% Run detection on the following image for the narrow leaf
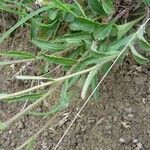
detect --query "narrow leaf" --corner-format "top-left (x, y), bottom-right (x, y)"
top-left (32, 39), bottom-right (67, 51)
top-left (2, 93), bottom-right (45, 103)
top-left (70, 17), bottom-right (99, 32)
top-left (94, 23), bottom-right (113, 40)
top-left (0, 5), bottom-right (52, 44)
top-left (81, 66), bottom-right (99, 99)
top-left (138, 39), bottom-right (150, 52)
top-left (101, 0), bottom-right (114, 15)
top-left (57, 32), bottom-right (91, 43)
top-left (40, 54), bottom-right (77, 66)
top-left (117, 17), bottom-right (143, 39)
top-left (130, 45), bottom-right (149, 64)
top-left (53, 0), bottom-right (77, 17)
top-left (0, 51), bottom-right (35, 59)
top-left (88, 0), bottom-right (106, 15)
top-left (144, 0), bottom-right (150, 6)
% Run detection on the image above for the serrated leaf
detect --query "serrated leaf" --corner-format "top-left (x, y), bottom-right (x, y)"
top-left (130, 45), bottom-right (149, 64)
top-left (144, 0), bottom-right (150, 6)
top-left (56, 32), bottom-right (91, 43)
top-left (88, 0), bottom-right (106, 15)
top-left (40, 54), bottom-right (77, 66)
top-left (101, 0), bottom-right (114, 15)
top-left (105, 34), bottom-right (133, 52)
top-left (0, 51), bottom-right (35, 59)
top-left (138, 39), bottom-right (150, 52)
top-left (70, 17), bottom-right (99, 32)
top-left (81, 66), bottom-right (99, 99)
top-left (117, 17), bottom-right (143, 39)
top-left (94, 23), bottom-right (113, 40)
top-left (32, 39), bottom-right (67, 51)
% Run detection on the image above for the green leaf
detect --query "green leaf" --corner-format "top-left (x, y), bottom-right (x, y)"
top-left (0, 5), bottom-right (53, 44)
top-left (117, 17), bottom-right (143, 39)
top-left (57, 32), bottom-right (91, 43)
top-left (105, 34), bottom-right (133, 52)
top-left (32, 39), bottom-right (67, 51)
top-left (88, 0), bottom-right (106, 15)
top-left (138, 39), bottom-right (150, 52)
top-left (91, 76), bottom-right (99, 100)
top-left (101, 0), bottom-right (114, 15)
top-left (1, 93), bottom-right (45, 103)
top-left (53, 0), bottom-right (77, 17)
top-left (0, 51), bottom-right (35, 59)
top-left (40, 54), bottom-right (77, 66)
top-left (48, 9), bottom-right (58, 20)
top-left (70, 17), bottom-right (99, 32)
top-left (25, 138), bottom-right (35, 150)
top-left (29, 80), bottom-right (70, 116)
top-left (74, 0), bottom-right (86, 18)
top-left (0, 122), bottom-right (7, 131)
top-left (144, 0), bottom-right (150, 6)
top-left (94, 23), bottom-right (113, 40)
top-left (81, 66), bottom-right (100, 99)
top-left (0, 2), bottom-right (25, 16)
top-left (130, 45), bottom-right (149, 64)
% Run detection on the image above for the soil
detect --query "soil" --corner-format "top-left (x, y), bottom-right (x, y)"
top-left (0, 13), bottom-right (150, 150)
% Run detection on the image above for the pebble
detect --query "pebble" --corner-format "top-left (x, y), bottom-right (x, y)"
top-left (17, 120), bottom-right (24, 129)
top-left (125, 107), bottom-right (133, 113)
top-left (135, 66), bottom-right (142, 72)
top-left (127, 114), bottom-right (134, 118)
top-left (119, 138), bottom-right (125, 143)
top-left (96, 118), bottom-right (104, 125)
top-left (133, 139), bottom-right (138, 143)
top-left (142, 98), bottom-right (146, 104)
top-left (8, 130), bottom-right (12, 134)
top-left (137, 142), bottom-right (143, 149)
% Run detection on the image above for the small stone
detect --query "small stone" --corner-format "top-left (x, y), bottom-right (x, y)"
top-left (121, 121), bottom-right (131, 128)
top-left (128, 114), bottom-right (134, 118)
top-left (137, 142), bottom-right (143, 149)
top-left (142, 98), bottom-right (146, 104)
top-left (105, 125), bottom-right (111, 130)
top-left (133, 139), bottom-right (138, 143)
top-left (8, 130), bottom-right (12, 134)
top-left (125, 107), bottom-right (133, 113)
top-left (17, 121), bottom-right (24, 129)
top-left (136, 66), bottom-right (142, 72)
top-left (119, 138), bottom-right (125, 143)
top-left (96, 118), bottom-right (104, 125)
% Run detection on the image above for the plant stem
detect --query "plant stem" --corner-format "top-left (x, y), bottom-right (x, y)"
top-left (0, 66), bottom-right (96, 100)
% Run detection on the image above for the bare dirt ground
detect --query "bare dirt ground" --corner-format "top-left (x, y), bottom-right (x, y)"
top-left (0, 13), bottom-right (150, 150)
